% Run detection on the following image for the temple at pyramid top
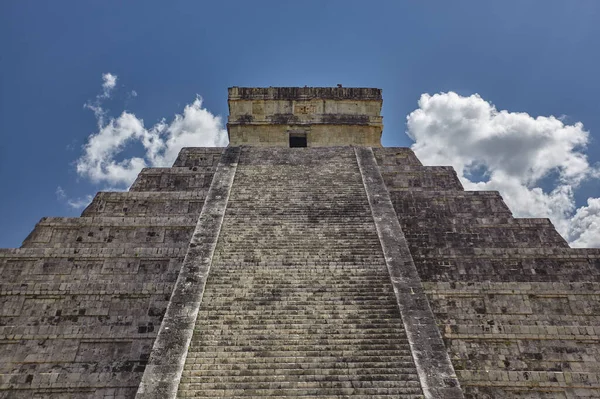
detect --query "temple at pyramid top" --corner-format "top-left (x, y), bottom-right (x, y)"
top-left (227, 86), bottom-right (383, 147)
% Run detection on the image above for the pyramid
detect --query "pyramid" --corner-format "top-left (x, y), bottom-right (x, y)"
top-left (1, 87), bottom-right (599, 398)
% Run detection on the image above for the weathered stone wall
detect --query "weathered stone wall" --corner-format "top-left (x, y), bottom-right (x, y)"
top-left (228, 124), bottom-right (382, 147)
top-left (227, 87), bottom-right (383, 147)
top-left (373, 147), bottom-right (600, 398)
top-left (0, 148), bottom-right (223, 398)
top-left (2, 144), bottom-right (600, 399)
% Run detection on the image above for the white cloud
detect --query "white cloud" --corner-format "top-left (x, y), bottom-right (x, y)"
top-left (75, 74), bottom-right (228, 188)
top-left (84, 73), bottom-right (118, 127)
top-left (55, 186), bottom-right (66, 201)
top-left (67, 195), bottom-right (94, 209)
top-left (55, 186), bottom-right (93, 210)
top-left (406, 91), bottom-right (600, 247)
top-left (101, 73), bottom-right (117, 97)
top-left (568, 198), bottom-right (600, 247)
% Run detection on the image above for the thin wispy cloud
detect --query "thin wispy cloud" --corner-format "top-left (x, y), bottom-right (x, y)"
top-left (56, 186), bottom-right (93, 210)
top-left (84, 73), bottom-right (118, 127)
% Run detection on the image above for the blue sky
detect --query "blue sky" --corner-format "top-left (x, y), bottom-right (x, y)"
top-left (1, 1), bottom-right (600, 247)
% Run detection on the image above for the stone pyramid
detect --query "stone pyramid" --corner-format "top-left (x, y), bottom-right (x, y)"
top-left (1, 87), bottom-right (599, 399)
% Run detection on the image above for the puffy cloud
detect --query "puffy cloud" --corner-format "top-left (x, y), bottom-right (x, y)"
top-left (75, 74), bottom-right (228, 188)
top-left (568, 198), bottom-right (600, 248)
top-left (406, 92), bottom-right (600, 247)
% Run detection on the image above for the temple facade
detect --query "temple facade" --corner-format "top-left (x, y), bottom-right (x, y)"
top-left (1, 87), bottom-right (599, 399)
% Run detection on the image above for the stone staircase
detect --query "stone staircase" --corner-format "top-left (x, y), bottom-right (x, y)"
top-left (178, 147), bottom-right (424, 398)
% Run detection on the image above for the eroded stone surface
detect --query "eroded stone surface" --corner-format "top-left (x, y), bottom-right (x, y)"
top-left (176, 147), bottom-right (424, 398)
top-left (228, 87), bottom-right (383, 147)
top-left (373, 147), bottom-right (600, 398)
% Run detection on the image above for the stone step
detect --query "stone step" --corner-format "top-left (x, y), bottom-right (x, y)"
top-left (201, 271), bottom-right (393, 277)
top-left (176, 386), bottom-right (424, 397)
top-left (178, 380), bottom-right (421, 390)
top-left (185, 359), bottom-right (421, 371)
top-left (196, 308), bottom-right (401, 315)
top-left (173, 147), bottom-right (224, 168)
top-left (186, 349), bottom-right (414, 359)
top-left (0, 247), bottom-right (186, 258)
top-left (404, 226), bottom-right (568, 248)
top-left (183, 366), bottom-right (418, 377)
top-left (27, 216), bottom-right (197, 227)
top-left (0, 338), bottom-right (155, 369)
top-left (188, 341), bottom-right (412, 350)
top-left (82, 191), bottom-right (207, 217)
top-left (0, 371), bottom-right (143, 390)
top-left (402, 216), bottom-right (555, 227)
top-left (0, 281), bottom-right (173, 295)
top-left (193, 309), bottom-right (401, 316)
top-left (414, 252), bottom-right (600, 283)
top-left (130, 167), bottom-right (216, 192)
top-left (21, 216), bottom-right (195, 248)
top-left (0, 357), bottom-right (148, 374)
top-left (199, 299), bottom-right (402, 307)
top-left (189, 340), bottom-right (411, 348)
top-left (411, 246), bottom-right (600, 258)
top-left (0, 257), bottom-right (180, 283)
top-left (194, 319), bottom-right (406, 326)
top-left (425, 280), bottom-right (600, 294)
top-left (380, 166), bottom-right (463, 191)
top-left (193, 328), bottom-right (408, 336)
top-left (0, 388), bottom-right (138, 399)
top-left (390, 190), bottom-right (512, 218)
top-left (191, 333), bottom-right (414, 342)
top-left (206, 258), bottom-right (389, 264)
top-left (0, 323), bottom-right (165, 339)
top-left (200, 285), bottom-right (397, 292)
top-left (180, 395), bottom-right (423, 399)
top-left (373, 148), bottom-right (423, 167)
top-left (201, 275), bottom-right (392, 280)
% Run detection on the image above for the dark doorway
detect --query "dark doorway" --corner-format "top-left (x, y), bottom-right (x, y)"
top-left (289, 134), bottom-right (307, 147)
